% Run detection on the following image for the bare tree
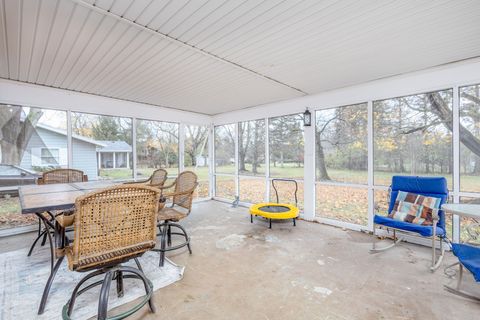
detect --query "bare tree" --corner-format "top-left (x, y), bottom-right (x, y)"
top-left (0, 106), bottom-right (43, 164)
top-left (185, 125), bottom-right (208, 167)
top-left (428, 92), bottom-right (480, 158)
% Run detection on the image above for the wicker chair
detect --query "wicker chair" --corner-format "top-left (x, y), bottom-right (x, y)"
top-left (153, 171), bottom-right (198, 267)
top-left (57, 185), bottom-right (160, 320)
top-left (28, 169), bottom-right (88, 259)
top-left (127, 168), bottom-right (168, 187)
top-left (37, 168), bottom-right (88, 185)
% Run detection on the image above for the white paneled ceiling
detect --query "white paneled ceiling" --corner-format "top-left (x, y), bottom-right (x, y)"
top-left (1, 0), bottom-right (480, 115)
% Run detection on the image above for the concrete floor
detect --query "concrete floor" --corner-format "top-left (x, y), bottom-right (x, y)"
top-left (2, 201), bottom-right (479, 319)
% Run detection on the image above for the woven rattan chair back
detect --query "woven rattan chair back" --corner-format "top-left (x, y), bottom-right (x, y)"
top-left (149, 169), bottom-right (168, 186)
top-left (173, 171), bottom-right (198, 212)
top-left (39, 169), bottom-right (87, 185)
top-left (70, 185), bottom-right (160, 271)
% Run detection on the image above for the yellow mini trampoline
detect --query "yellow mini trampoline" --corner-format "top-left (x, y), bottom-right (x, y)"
top-left (250, 179), bottom-right (300, 228)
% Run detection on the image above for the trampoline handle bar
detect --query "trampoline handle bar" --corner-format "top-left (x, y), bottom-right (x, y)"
top-left (271, 178), bottom-right (298, 207)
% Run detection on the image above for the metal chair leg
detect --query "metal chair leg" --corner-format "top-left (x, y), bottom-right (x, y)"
top-left (172, 223), bottom-right (192, 254)
top-left (134, 257), bottom-right (144, 272)
top-left (432, 234), bottom-right (436, 270)
top-left (28, 214), bottom-right (55, 257)
top-left (430, 237), bottom-right (445, 272)
top-left (27, 229), bottom-right (48, 257)
top-left (40, 218), bottom-right (55, 271)
top-left (66, 269), bottom-right (105, 316)
top-left (444, 264), bottom-right (480, 302)
top-left (159, 224), bottom-right (167, 267)
top-left (38, 255), bottom-right (64, 314)
top-left (120, 266), bottom-right (156, 313)
top-left (40, 230), bottom-right (48, 246)
top-left (63, 265), bottom-right (155, 319)
top-left (98, 271), bottom-right (114, 320)
top-left (154, 221), bottom-right (192, 266)
top-left (167, 225), bottom-right (172, 247)
top-left (169, 222), bottom-right (192, 254)
top-left (116, 270), bottom-right (124, 298)
top-left (370, 227), bottom-right (404, 253)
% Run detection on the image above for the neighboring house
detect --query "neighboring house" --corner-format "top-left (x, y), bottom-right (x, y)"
top-left (95, 140), bottom-right (132, 170)
top-left (195, 155), bottom-right (208, 167)
top-left (18, 124), bottom-right (131, 180)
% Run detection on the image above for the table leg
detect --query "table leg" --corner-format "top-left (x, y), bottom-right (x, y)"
top-left (38, 255), bottom-right (64, 314)
top-left (34, 212), bottom-right (67, 314)
top-left (41, 218), bottom-right (54, 272)
top-left (33, 212), bottom-right (56, 271)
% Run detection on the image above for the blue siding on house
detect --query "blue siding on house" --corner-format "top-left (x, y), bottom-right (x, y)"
top-left (20, 127), bottom-right (67, 169)
top-left (72, 139), bottom-right (98, 180)
top-left (20, 127), bottom-right (98, 180)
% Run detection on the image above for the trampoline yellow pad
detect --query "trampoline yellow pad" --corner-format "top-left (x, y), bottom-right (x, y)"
top-left (249, 202), bottom-right (299, 220)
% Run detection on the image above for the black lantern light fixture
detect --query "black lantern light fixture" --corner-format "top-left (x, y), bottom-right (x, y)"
top-left (303, 108), bottom-right (312, 126)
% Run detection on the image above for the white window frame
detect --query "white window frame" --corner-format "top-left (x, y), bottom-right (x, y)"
top-left (40, 147), bottom-right (60, 166)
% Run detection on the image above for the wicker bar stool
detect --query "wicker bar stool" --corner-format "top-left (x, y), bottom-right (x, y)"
top-left (128, 168), bottom-right (168, 187)
top-left (28, 169), bottom-right (88, 264)
top-left (37, 168), bottom-right (88, 185)
top-left (55, 185), bottom-right (160, 320)
top-left (153, 171), bottom-right (198, 267)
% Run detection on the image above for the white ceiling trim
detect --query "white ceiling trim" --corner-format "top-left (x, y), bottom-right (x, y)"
top-left (213, 58), bottom-right (480, 125)
top-left (71, 0), bottom-right (307, 96)
top-left (0, 78), bottom-right (212, 125)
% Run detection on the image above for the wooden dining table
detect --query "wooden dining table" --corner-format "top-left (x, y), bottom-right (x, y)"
top-left (19, 180), bottom-right (119, 214)
top-left (18, 180), bottom-right (121, 314)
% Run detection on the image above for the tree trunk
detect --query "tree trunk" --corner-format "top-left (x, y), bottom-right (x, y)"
top-left (0, 107), bottom-right (43, 164)
top-left (188, 151), bottom-right (197, 166)
top-left (251, 123), bottom-right (260, 174)
top-left (239, 155), bottom-right (246, 172)
top-left (315, 131), bottom-right (330, 180)
top-left (429, 92), bottom-right (480, 158)
top-left (238, 123), bottom-right (250, 172)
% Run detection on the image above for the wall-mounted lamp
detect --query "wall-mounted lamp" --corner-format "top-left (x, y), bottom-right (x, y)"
top-left (303, 108), bottom-right (312, 126)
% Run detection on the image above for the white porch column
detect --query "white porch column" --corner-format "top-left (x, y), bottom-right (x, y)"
top-left (67, 110), bottom-right (73, 168)
top-left (208, 124), bottom-right (215, 198)
top-left (265, 117), bottom-right (270, 202)
top-left (113, 152), bottom-right (116, 169)
top-left (132, 118), bottom-right (137, 179)
top-left (234, 122), bottom-right (239, 198)
top-left (367, 100), bottom-right (374, 231)
top-left (303, 121), bottom-right (315, 221)
top-left (98, 152), bottom-right (101, 169)
top-left (452, 86), bottom-right (460, 243)
top-left (179, 123), bottom-right (185, 172)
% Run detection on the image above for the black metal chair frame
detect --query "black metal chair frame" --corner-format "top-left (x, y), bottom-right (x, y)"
top-left (62, 258), bottom-right (155, 320)
top-left (153, 220), bottom-right (192, 267)
top-left (28, 211), bottom-right (56, 270)
top-left (28, 209), bottom-right (74, 270)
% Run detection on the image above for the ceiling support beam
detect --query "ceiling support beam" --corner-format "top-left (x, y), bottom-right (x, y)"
top-left (71, 0), bottom-right (308, 96)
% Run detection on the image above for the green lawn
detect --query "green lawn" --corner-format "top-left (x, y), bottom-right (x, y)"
top-left (0, 197), bottom-right (20, 215)
top-left (0, 196), bottom-right (37, 230)
top-left (99, 166), bottom-right (210, 181)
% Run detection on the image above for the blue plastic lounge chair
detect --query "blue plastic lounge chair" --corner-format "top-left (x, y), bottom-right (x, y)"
top-left (371, 176), bottom-right (449, 272)
top-left (444, 243), bottom-right (480, 301)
